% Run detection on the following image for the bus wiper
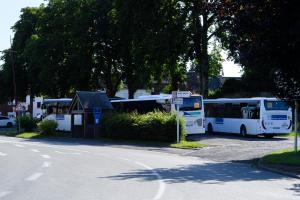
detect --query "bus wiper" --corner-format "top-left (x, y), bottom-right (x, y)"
top-left (179, 107), bottom-right (193, 111)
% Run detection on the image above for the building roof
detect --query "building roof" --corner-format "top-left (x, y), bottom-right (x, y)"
top-left (71, 91), bottom-right (113, 111)
top-left (204, 97), bottom-right (278, 104)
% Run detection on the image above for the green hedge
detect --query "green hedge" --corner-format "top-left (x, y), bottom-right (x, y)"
top-left (38, 120), bottom-right (58, 135)
top-left (101, 111), bottom-right (186, 142)
top-left (18, 115), bottom-right (38, 131)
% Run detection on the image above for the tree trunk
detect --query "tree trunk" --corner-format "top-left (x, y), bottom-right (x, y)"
top-left (128, 81), bottom-right (136, 99)
top-left (191, 1), bottom-right (210, 98)
top-left (201, 11), bottom-right (209, 98)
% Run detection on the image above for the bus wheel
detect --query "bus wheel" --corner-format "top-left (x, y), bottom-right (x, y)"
top-left (264, 134), bottom-right (274, 138)
top-left (240, 125), bottom-right (247, 137)
top-left (6, 122), bottom-right (13, 128)
top-left (207, 123), bottom-right (214, 135)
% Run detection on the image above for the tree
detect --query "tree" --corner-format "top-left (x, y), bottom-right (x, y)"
top-left (218, 0), bottom-right (300, 100)
top-left (0, 7), bottom-right (43, 102)
top-left (182, 0), bottom-right (224, 97)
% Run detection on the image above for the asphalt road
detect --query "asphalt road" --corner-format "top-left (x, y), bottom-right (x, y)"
top-left (0, 136), bottom-right (299, 200)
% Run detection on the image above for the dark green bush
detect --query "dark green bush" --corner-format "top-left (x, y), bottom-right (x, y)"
top-left (101, 111), bottom-right (186, 142)
top-left (18, 115), bottom-right (38, 131)
top-left (38, 120), bottom-right (58, 135)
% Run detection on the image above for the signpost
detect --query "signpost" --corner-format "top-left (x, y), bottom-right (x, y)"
top-left (93, 107), bottom-right (102, 137)
top-left (294, 101), bottom-right (298, 152)
top-left (93, 107), bottom-right (102, 125)
top-left (176, 91), bottom-right (192, 98)
top-left (172, 91), bottom-right (191, 143)
top-left (15, 104), bottom-right (24, 134)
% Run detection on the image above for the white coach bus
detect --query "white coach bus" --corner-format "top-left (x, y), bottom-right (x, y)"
top-left (204, 98), bottom-right (292, 138)
top-left (42, 98), bottom-right (72, 131)
top-left (111, 94), bottom-right (205, 134)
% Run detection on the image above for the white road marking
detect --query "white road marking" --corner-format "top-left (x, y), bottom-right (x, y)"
top-left (117, 157), bottom-right (130, 161)
top-left (31, 149), bottom-right (40, 153)
top-left (15, 144), bottom-right (24, 148)
top-left (54, 151), bottom-right (81, 155)
top-left (0, 139), bottom-right (88, 153)
top-left (0, 152), bottom-right (7, 156)
top-left (0, 191), bottom-right (12, 198)
top-left (134, 161), bottom-right (166, 200)
top-left (41, 155), bottom-right (50, 159)
top-left (26, 172), bottom-right (43, 181)
top-left (42, 161), bottom-right (51, 168)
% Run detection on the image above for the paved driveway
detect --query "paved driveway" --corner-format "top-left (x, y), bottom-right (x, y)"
top-left (187, 134), bottom-right (296, 162)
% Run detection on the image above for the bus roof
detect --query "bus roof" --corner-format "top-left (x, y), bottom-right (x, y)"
top-left (110, 96), bottom-right (171, 103)
top-left (204, 97), bottom-right (279, 104)
top-left (111, 94), bottom-right (203, 103)
top-left (43, 98), bottom-right (72, 104)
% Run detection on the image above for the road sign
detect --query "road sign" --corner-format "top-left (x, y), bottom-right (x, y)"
top-left (93, 107), bottom-right (102, 125)
top-left (173, 98), bottom-right (183, 105)
top-left (16, 104), bottom-right (24, 112)
top-left (176, 91), bottom-right (191, 98)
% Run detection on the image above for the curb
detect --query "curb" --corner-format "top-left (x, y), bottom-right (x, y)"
top-left (257, 159), bottom-right (300, 179)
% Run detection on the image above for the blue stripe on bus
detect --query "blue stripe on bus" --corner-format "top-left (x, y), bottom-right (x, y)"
top-left (271, 115), bottom-right (287, 120)
top-left (183, 112), bottom-right (201, 116)
top-left (215, 118), bottom-right (224, 124)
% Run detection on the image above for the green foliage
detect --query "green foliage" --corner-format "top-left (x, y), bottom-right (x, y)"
top-left (219, 0), bottom-right (300, 99)
top-left (0, 0), bottom-right (191, 100)
top-left (262, 149), bottom-right (300, 166)
top-left (170, 141), bottom-right (206, 149)
top-left (38, 120), bottom-right (58, 135)
top-left (18, 115), bottom-right (38, 132)
top-left (101, 111), bottom-right (186, 142)
top-left (16, 132), bottom-right (41, 139)
top-left (208, 42), bottom-right (224, 77)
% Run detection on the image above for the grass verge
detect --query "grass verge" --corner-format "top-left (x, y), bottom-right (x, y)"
top-left (170, 140), bottom-right (207, 149)
top-left (15, 132), bottom-right (42, 139)
top-left (0, 130), bottom-right (70, 139)
top-left (262, 149), bottom-right (300, 166)
top-left (284, 132), bottom-right (300, 137)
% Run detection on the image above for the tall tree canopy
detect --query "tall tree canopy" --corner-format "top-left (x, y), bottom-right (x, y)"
top-left (0, 0), bottom-right (231, 102)
top-left (219, 0), bottom-right (300, 100)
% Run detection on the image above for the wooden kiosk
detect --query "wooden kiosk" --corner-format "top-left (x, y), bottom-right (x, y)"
top-left (69, 91), bottom-right (113, 138)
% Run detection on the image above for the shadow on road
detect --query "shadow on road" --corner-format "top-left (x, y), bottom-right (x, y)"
top-left (187, 133), bottom-right (289, 142)
top-left (100, 162), bottom-right (289, 184)
top-left (99, 161), bottom-right (299, 196)
top-left (287, 184), bottom-right (300, 196)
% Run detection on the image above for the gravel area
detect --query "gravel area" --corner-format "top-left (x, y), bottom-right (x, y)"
top-left (186, 134), bottom-right (297, 163)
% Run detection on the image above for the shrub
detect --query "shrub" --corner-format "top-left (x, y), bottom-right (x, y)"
top-left (101, 111), bottom-right (186, 142)
top-left (18, 115), bottom-right (38, 131)
top-left (38, 120), bottom-right (58, 135)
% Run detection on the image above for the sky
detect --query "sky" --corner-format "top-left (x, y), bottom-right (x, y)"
top-left (0, 0), bottom-right (242, 77)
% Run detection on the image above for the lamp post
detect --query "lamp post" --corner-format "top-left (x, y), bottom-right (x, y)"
top-left (294, 100), bottom-right (298, 152)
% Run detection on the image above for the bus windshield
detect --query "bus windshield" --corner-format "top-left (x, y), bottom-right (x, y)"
top-left (264, 100), bottom-right (289, 110)
top-left (179, 96), bottom-right (202, 111)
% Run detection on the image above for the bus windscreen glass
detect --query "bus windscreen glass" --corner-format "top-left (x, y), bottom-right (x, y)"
top-left (264, 100), bottom-right (289, 110)
top-left (179, 96), bottom-right (202, 111)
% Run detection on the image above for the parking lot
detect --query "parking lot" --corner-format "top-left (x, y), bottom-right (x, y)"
top-left (186, 134), bottom-right (296, 162)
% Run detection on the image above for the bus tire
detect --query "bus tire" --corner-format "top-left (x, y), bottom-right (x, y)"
top-left (6, 122), bottom-right (13, 128)
top-left (240, 125), bottom-right (247, 137)
top-left (207, 123), bottom-right (214, 135)
top-left (264, 134), bottom-right (274, 138)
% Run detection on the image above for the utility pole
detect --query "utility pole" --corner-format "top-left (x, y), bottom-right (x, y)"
top-left (9, 37), bottom-right (19, 133)
top-left (294, 100), bottom-right (298, 152)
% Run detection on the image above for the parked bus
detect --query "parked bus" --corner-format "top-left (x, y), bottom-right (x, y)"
top-left (204, 98), bottom-right (292, 138)
top-left (111, 94), bottom-right (205, 134)
top-left (42, 98), bottom-right (72, 131)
